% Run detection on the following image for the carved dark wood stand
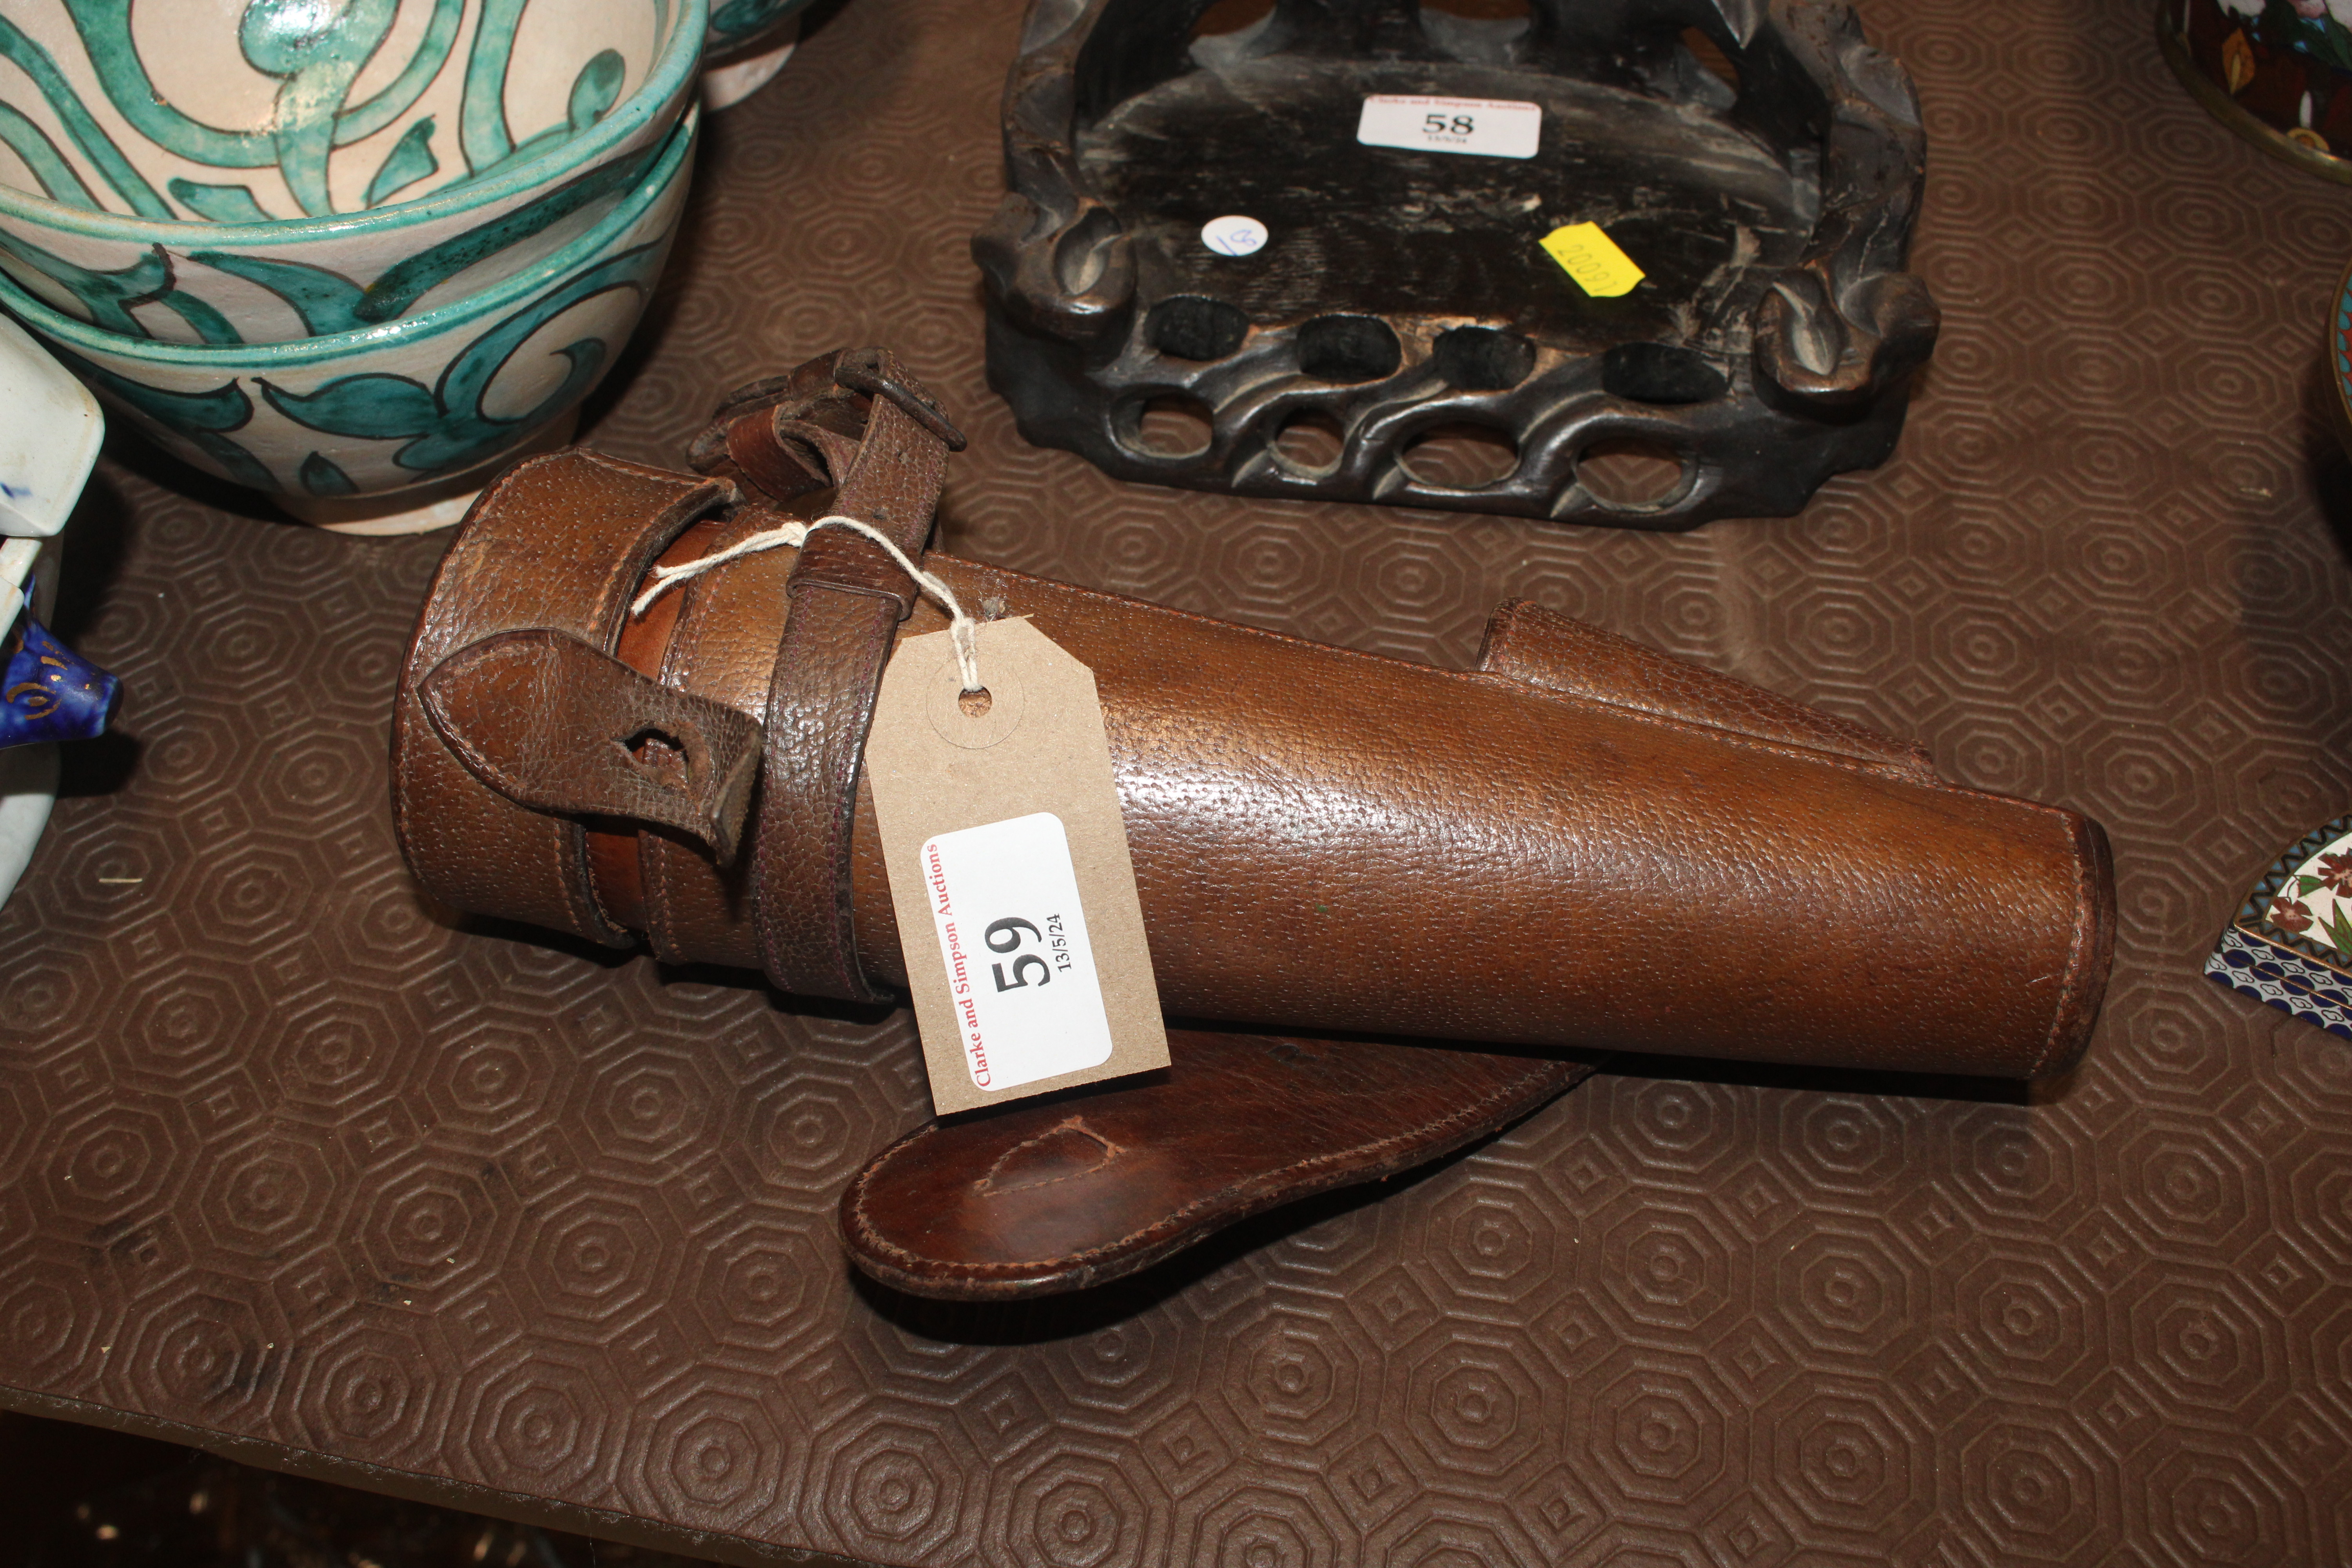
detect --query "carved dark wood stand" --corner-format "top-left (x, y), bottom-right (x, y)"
top-left (974, 0), bottom-right (1939, 528)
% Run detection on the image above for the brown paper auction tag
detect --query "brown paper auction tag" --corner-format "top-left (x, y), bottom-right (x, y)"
top-left (864, 618), bottom-right (1168, 1115)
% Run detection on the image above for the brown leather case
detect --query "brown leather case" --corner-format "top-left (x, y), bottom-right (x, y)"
top-left (394, 350), bottom-right (2114, 1090)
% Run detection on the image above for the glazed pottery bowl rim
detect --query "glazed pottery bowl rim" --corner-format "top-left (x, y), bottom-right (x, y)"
top-left (0, 0), bottom-right (710, 247)
top-left (705, 0), bottom-right (821, 58)
top-left (0, 106), bottom-right (697, 372)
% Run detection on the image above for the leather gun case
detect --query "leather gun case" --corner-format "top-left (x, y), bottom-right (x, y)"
top-left (390, 349), bottom-right (2113, 1294)
top-left (395, 348), bottom-right (2112, 1080)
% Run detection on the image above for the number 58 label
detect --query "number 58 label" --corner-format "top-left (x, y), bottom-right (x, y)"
top-left (920, 812), bottom-right (1114, 1093)
top-left (1357, 94), bottom-right (1541, 160)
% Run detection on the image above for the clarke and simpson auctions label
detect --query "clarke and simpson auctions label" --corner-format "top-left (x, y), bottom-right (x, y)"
top-left (1356, 94), bottom-right (1541, 159)
top-left (920, 812), bottom-right (1113, 1093)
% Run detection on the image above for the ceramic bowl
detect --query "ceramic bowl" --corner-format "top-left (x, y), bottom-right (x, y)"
top-left (2162, 0), bottom-right (2352, 184)
top-left (0, 105), bottom-right (698, 533)
top-left (708, 0), bottom-right (817, 63)
top-left (701, 0), bottom-right (814, 109)
top-left (0, 0), bottom-right (706, 347)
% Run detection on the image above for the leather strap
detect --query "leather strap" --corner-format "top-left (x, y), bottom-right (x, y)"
top-left (686, 346), bottom-right (965, 498)
top-left (637, 505), bottom-right (802, 969)
top-left (742, 350), bottom-right (960, 1002)
top-left (418, 628), bottom-right (764, 864)
top-left (390, 450), bottom-right (730, 946)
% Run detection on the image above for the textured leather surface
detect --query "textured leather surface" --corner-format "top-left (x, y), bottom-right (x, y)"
top-left (880, 563), bottom-right (2105, 1078)
top-left (391, 451), bottom-right (731, 948)
top-left (1475, 597), bottom-right (1940, 780)
top-left (843, 1031), bottom-right (1605, 1299)
top-left (8, 0), bottom-right (2352, 1561)
top-left (414, 463), bottom-right (2108, 1078)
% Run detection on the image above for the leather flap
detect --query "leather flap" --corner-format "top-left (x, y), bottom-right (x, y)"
top-left (420, 629), bottom-right (764, 865)
top-left (840, 1028), bottom-right (1602, 1299)
top-left (1476, 598), bottom-right (1936, 779)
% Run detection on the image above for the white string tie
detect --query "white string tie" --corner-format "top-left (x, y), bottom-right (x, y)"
top-left (630, 514), bottom-right (983, 693)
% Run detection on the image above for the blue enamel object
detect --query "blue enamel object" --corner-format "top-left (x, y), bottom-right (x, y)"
top-left (2, 601), bottom-right (117, 748)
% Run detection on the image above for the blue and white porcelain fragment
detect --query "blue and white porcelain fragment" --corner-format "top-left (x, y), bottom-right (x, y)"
top-left (0, 310), bottom-right (100, 536)
top-left (0, 309), bottom-right (107, 908)
top-left (2206, 815), bottom-right (2352, 1037)
top-left (0, 539), bottom-right (64, 909)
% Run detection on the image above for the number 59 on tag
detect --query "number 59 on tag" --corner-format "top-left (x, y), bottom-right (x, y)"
top-left (866, 618), bottom-right (1169, 1114)
top-left (982, 913), bottom-right (1074, 993)
top-left (922, 813), bottom-right (1114, 1093)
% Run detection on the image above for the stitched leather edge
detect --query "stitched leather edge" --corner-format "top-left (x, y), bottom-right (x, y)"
top-left (837, 1053), bottom-right (1601, 1298)
top-left (1476, 598), bottom-right (1938, 781)
top-left (2026, 811), bottom-right (2116, 1081)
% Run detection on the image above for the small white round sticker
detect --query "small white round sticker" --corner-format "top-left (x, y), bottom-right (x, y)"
top-left (1200, 214), bottom-right (1268, 257)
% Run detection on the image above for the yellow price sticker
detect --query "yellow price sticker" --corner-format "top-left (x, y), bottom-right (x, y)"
top-left (1539, 222), bottom-right (1644, 298)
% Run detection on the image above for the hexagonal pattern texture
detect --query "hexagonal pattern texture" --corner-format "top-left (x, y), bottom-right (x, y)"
top-left (4, 0), bottom-right (2351, 1561)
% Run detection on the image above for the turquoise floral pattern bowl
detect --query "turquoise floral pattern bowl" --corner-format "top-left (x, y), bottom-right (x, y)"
top-left (0, 105), bottom-right (697, 509)
top-left (0, 0), bottom-right (706, 346)
top-left (707, 0), bottom-right (815, 64)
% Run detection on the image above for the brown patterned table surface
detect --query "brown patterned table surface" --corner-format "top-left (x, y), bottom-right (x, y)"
top-left (7, 0), bottom-right (2352, 1562)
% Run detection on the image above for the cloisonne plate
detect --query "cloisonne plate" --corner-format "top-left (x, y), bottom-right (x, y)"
top-left (2207, 815), bottom-right (2352, 1036)
top-left (2222, 269), bottom-right (2352, 1034)
top-left (2160, 0), bottom-right (2352, 185)
top-left (2335, 252), bottom-right (2352, 446)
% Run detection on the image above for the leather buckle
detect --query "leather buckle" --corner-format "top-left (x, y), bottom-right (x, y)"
top-left (688, 345), bottom-right (969, 483)
top-left (784, 573), bottom-right (920, 620)
top-left (832, 347), bottom-right (968, 452)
